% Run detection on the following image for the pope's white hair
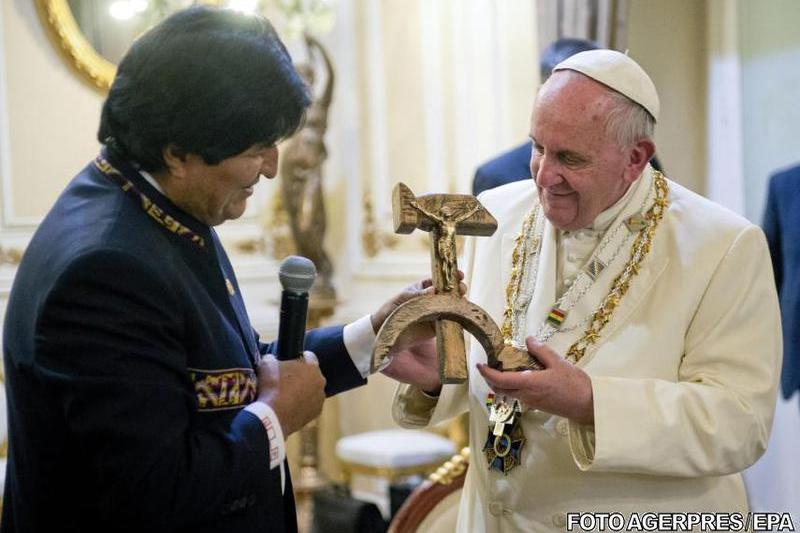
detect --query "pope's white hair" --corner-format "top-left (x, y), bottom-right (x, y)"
top-left (603, 88), bottom-right (655, 148)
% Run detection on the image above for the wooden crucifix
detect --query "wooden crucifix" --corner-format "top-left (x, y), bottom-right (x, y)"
top-left (371, 183), bottom-right (543, 383)
top-left (392, 183), bottom-right (496, 382)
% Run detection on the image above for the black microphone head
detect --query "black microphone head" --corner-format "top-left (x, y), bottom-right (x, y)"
top-left (278, 256), bottom-right (316, 294)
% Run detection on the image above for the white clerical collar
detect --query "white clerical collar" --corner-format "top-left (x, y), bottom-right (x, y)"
top-left (587, 169), bottom-right (647, 232)
top-left (139, 169), bottom-right (165, 194)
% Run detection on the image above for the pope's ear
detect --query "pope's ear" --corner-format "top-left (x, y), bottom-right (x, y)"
top-left (162, 144), bottom-right (190, 178)
top-left (624, 138), bottom-right (656, 184)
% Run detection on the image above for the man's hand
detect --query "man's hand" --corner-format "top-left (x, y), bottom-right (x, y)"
top-left (369, 273), bottom-right (467, 334)
top-left (370, 278), bottom-right (434, 335)
top-left (256, 352), bottom-right (326, 436)
top-left (382, 337), bottom-right (441, 394)
top-left (372, 274), bottom-right (467, 395)
top-left (476, 337), bottom-right (594, 425)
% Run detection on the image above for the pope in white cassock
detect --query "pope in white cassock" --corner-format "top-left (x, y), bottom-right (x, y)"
top-left (390, 50), bottom-right (782, 531)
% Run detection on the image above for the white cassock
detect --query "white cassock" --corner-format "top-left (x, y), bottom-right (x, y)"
top-left (393, 165), bottom-right (782, 532)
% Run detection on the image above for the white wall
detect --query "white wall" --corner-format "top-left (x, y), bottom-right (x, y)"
top-left (627, 0), bottom-right (707, 195)
top-left (739, 0), bottom-right (800, 223)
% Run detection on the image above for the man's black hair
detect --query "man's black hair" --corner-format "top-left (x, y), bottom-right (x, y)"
top-left (98, 6), bottom-right (311, 171)
top-left (540, 37), bottom-right (601, 82)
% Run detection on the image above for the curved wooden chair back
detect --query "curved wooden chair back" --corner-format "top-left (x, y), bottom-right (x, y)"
top-left (388, 448), bottom-right (470, 533)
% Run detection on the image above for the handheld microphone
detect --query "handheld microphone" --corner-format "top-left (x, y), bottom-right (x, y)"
top-left (276, 256), bottom-right (317, 361)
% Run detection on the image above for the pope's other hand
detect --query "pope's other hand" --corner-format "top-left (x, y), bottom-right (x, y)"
top-left (476, 337), bottom-right (594, 425)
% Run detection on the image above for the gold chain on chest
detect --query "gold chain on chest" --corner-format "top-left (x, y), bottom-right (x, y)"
top-left (501, 171), bottom-right (669, 363)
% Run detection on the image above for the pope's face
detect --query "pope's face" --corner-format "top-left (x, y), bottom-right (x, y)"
top-left (161, 144), bottom-right (278, 226)
top-left (530, 72), bottom-right (636, 231)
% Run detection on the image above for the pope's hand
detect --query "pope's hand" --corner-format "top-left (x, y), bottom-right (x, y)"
top-left (476, 337), bottom-right (594, 425)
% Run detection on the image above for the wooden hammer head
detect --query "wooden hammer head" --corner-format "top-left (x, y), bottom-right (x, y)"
top-left (393, 183), bottom-right (419, 234)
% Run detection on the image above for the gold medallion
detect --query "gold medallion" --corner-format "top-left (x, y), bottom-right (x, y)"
top-left (484, 395), bottom-right (525, 474)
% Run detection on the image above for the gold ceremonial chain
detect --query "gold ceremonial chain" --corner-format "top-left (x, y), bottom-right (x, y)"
top-left (502, 171), bottom-right (669, 363)
top-left (501, 207), bottom-right (541, 342)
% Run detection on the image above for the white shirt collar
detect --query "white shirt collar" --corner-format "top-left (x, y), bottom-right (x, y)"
top-left (139, 169), bottom-right (165, 194)
top-left (589, 175), bottom-right (643, 231)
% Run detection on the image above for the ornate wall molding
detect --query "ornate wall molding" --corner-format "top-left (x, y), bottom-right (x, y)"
top-left (363, 0), bottom-right (391, 221)
top-left (0, 246), bottom-right (23, 265)
top-left (361, 189), bottom-right (399, 258)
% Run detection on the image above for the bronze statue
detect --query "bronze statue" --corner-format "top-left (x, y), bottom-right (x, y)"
top-left (279, 34), bottom-right (335, 300)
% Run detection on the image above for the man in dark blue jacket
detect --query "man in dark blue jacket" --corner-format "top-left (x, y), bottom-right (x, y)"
top-left (1, 7), bottom-right (438, 532)
top-left (763, 163), bottom-right (800, 406)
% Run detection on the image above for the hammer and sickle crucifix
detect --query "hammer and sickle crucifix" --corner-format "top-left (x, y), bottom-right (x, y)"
top-left (371, 183), bottom-right (542, 384)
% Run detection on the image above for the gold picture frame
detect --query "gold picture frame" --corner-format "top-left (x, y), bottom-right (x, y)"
top-left (33, 0), bottom-right (228, 93)
top-left (34, 0), bottom-right (117, 92)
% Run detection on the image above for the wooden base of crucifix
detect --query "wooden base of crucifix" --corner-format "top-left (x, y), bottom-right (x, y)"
top-left (436, 320), bottom-right (468, 383)
top-left (372, 183), bottom-right (542, 383)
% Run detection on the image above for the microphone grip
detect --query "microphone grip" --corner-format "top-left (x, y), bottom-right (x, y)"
top-left (276, 290), bottom-right (309, 361)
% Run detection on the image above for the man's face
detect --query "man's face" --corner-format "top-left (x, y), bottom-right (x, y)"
top-left (529, 72), bottom-right (635, 231)
top-left (164, 144), bottom-right (278, 226)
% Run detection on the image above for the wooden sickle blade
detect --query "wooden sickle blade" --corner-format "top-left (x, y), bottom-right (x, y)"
top-left (372, 294), bottom-right (541, 382)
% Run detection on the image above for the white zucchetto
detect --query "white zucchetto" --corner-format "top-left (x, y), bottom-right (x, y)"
top-left (552, 49), bottom-right (660, 122)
